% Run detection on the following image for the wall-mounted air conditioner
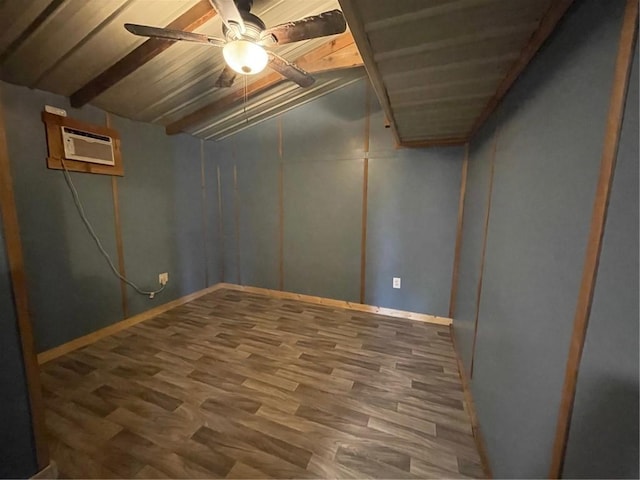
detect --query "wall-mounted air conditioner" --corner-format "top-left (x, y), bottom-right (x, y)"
top-left (61, 126), bottom-right (115, 166)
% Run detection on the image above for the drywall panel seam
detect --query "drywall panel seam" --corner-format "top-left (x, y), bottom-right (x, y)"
top-left (448, 144), bottom-right (470, 318)
top-left (470, 129), bottom-right (500, 378)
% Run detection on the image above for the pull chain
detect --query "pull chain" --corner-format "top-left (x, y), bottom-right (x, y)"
top-left (243, 75), bottom-right (249, 125)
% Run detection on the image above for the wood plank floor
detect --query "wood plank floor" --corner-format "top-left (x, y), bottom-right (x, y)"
top-left (40, 289), bottom-right (485, 479)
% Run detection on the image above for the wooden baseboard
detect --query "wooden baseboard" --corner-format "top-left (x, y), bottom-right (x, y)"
top-left (37, 284), bottom-right (226, 364)
top-left (38, 282), bottom-right (452, 364)
top-left (450, 324), bottom-right (493, 478)
top-left (219, 283), bottom-right (452, 326)
top-left (31, 461), bottom-right (58, 479)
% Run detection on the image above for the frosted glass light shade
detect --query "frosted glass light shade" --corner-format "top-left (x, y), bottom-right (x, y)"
top-left (222, 40), bottom-right (268, 75)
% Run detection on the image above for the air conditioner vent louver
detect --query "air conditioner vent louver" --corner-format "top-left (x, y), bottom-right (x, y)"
top-left (61, 126), bottom-right (115, 166)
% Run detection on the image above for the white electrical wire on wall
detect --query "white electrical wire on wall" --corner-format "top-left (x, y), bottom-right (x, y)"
top-left (60, 159), bottom-right (166, 299)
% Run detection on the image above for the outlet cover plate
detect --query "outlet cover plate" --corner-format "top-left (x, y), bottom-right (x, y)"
top-left (393, 277), bottom-right (401, 289)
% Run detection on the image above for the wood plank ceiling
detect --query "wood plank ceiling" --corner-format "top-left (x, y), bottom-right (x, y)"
top-left (0, 0), bottom-right (573, 144)
top-left (0, 0), bottom-right (362, 139)
top-left (338, 0), bottom-right (575, 146)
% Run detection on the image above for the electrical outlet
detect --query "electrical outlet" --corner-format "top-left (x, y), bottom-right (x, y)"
top-left (159, 272), bottom-right (169, 286)
top-left (393, 277), bottom-right (401, 289)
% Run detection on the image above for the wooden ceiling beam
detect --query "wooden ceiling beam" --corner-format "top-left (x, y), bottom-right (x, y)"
top-left (165, 32), bottom-right (362, 135)
top-left (338, 0), bottom-right (402, 146)
top-left (468, 0), bottom-right (576, 138)
top-left (69, 0), bottom-right (216, 108)
top-left (400, 138), bottom-right (468, 148)
top-left (0, 0), bottom-right (67, 65)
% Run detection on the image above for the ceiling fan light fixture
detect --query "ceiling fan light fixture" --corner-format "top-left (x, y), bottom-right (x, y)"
top-left (222, 40), bottom-right (268, 75)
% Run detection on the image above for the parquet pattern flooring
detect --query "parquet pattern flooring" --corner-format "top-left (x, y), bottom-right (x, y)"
top-left (40, 289), bottom-right (485, 479)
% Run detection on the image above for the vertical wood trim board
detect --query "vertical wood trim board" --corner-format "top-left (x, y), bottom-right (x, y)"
top-left (0, 85), bottom-right (50, 469)
top-left (200, 139), bottom-right (209, 287)
top-left (359, 158), bottom-right (369, 304)
top-left (363, 81), bottom-right (371, 154)
top-left (106, 113), bottom-right (128, 319)
top-left (233, 161), bottom-right (241, 284)
top-left (278, 117), bottom-right (284, 291)
top-left (110, 176), bottom-right (128, 319)
top-left (450, 326), bottom-right (493, 478)
top-left (216, 164), bottom-right (225, 281)
top-left (359, 82), bottom-right (371, 304)
top-left (448, 144), bottom-right (470, 318)
top-left (549, 2), bottom-right (638, 477)
top-left (469, 130), bottom-right (499, 379)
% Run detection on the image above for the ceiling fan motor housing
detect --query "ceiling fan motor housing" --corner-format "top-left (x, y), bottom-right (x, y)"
top-left (223, 7), bottom-right (265, 42)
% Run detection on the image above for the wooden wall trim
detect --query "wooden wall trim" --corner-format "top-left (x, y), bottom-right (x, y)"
top-left (200, 139), bottom-right (209, 287)
top-left (232, 161), bottom-right (241, 284)
top-left (469, 130), bottom-right (499, 379)
top-left (359, 158), bottom-right (369, 304)
top-left (450, 326), bottom-right (493, 478)
top-left (448, 144), bottom-right (469, 318)
top-left (359, 82), bottom-right (371, 304)
top-left (0, 86), bottom-right (49, 469)
top-left (216, 164), bottom-right (225, 281)
top-left (468, 0), bottom-right (575, 138)
top-left (278, 117), bottom-right (284, 291)
top-left (37, 284), bottom-right (227, 364)
top-left (110, 174), bottom-right (128, 318)
top-left (549, 2), bottom-right (638, 477)
top-left (399, 137), bottom-right (468, 149)
top-left (106, 113), bottom-right (128, 319)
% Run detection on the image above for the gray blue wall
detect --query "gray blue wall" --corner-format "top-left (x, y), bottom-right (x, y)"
top-left (5, 5), bottom-right (635, 474)
top-left (563, 41), bottom-right (639, 480)
top-left (1, 81), bottom-right (222, 351)
top-left (452, 0), bottom-right (638, 477)
top-left (208, 79), bottom-right (464, 315)
top-left (0, 223), bottom-right (38, 477)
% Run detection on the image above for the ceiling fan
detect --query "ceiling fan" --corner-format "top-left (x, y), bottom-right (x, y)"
top-left (125, 0), bottom-right (347, 89)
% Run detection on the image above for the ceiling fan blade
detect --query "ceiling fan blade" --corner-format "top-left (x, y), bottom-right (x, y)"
top-left (209, 0), bottom-right (245, 35)
top-left (267, 52), bottom-right (315, 88)
top-left (215, 65), bottom-right (237, 88)
top-left (260, 9), bottom-right (346, 45)
top-left (124, 23), bottom-right (225, 47)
